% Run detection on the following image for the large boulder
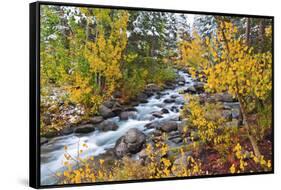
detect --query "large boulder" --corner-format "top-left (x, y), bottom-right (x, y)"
top-left (99, 105), bottom-right (116, 119)
top-left (75, 124), bottom-right (96, 133)
top-left (98, 120), bottom-right (118, 131)
top-left (114, 128), bottom-right (146, 157)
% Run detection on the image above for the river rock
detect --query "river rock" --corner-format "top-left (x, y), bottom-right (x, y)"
top-left (171, 106), bottom-right (179, 113)
top-left (111, 107), bottom-right (123, 115)
top-left (103, 100), bottom-right (115, 109)
top-left (119, 111), bottom-right (137, 120)
top-left (151, 111), bottom-right (163, 118)
top-left (144, 122), bottom-right (158, 129)
top-left (158, 121), bottom-right (178, 132)
top-left (99, 105), bottom-right (116, 119)
top-left (146, 83), bottom-right (161, 92)
top-left (170, 94), bottom-right (179, 99)
top-left (124, 107), bottom-right (137, 112)
top-left (90, 116), bottom-right (104, 124)
top-left (136, 92), bottom-right (148, 103)
top-left (184, 86), bottom-right (197, 94)
top-left (98, 120), bottom-right (118, 131)
top-left (161, 108), bottom-right (169, 114)
top-left (75, 124), bottom-right (96, 133)
top-left (164, 98), bottom-right (175, 103)
top-left (114, 128), bottom-right (146, 157)
top-left (175, 97), bottom-right (185, 105)
top-left (178, 81), bottom-right (185, 86)
top-left (61, 127), bottom-right (74, 135)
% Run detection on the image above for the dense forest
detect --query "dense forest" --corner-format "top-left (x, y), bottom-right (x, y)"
top-left (40, 5), bottom-right (272, 185)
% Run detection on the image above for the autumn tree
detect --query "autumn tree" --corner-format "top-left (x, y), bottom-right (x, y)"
top-left (178, 18), bottom-right (272, 157)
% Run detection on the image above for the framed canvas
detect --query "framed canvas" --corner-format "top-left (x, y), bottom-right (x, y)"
top-left (29, 1), bottom-right (274, 188)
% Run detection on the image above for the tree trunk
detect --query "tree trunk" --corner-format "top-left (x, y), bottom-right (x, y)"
top-left (216, 16), bottom-right (262, 157)
top-left (258, 19), bottom-right (265, 53)
top-left (237, 95), bottom-right (261, 157)
top-left (246, 18), bottom-right (251, 46)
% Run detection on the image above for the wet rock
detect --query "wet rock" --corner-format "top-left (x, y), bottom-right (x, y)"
top-left (75, 124), bottom-right (95, 133)
top-left (98, 120), bottom-right (118, 131)
top-left (161, 108), bottom-right (169, 114)
top-left (151, 111), bottom-right (163, 118)
top-left (155, 95), bottom-right (161, 99)
top-left (171, 106), bottom-right (179, 113)
top-left (99, 105), bottom-right (116, 119)
top-left (164, 99), bottom-right (175, 103)
top-left (175, 98), bottom-right (185, 105)
top-left (170, 94), bottom-right (179, 99)
top-left (61, 127), bottom-right (74, 135)
top-left (90, 116), bottom-right (104, 124)
top-left (144, 122), bottom-right (159, 129)
top-left (178, 81), bottom-right (185, 86)
top-left (184, 86), bottom-right (197, 94)
top-left (122, 107), bottom-right (136, 113)
top-left (119, 111), bottom-right (137, 120)
top-left (137, 93), bottom-right (148, 103)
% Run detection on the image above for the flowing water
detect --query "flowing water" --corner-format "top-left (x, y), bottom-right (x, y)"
top-left (40, 70), bottom-right (194, 185)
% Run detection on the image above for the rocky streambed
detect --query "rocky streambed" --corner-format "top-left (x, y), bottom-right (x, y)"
top-left (40, 70), bottom-right (242, 185)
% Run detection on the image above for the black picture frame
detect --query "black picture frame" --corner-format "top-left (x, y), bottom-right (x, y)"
top-left (29, 1), bottom-right (274, 189)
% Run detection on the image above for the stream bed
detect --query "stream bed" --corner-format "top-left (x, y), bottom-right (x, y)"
top-left (40, 70), bottom-right (195, 185)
